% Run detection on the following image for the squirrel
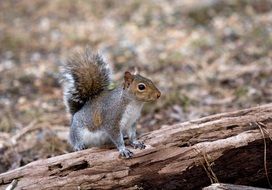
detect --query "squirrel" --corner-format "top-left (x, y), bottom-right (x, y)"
top-left (60, 48), bottom-right (161, 158)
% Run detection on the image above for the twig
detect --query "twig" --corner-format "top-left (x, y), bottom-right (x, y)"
top-left (193, 148), bottom-right (219, 184)
top-left (10, 120), bottom-right (38, 145)
top-left (5, 179), bottom-right (18, 190)
top-left (203, 152), bottom-right (219, 183)
top-left (257, 122), bottom-right (272, 141)
top-left (256, 122), bottom-right (272, 188)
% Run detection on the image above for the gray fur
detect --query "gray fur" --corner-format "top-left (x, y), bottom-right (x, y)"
top-left (69, 86), bottom-right (145, 157)
top-left (61, 49), bottom-right (160, 158)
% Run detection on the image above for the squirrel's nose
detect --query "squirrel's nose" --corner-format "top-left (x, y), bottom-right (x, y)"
top-left (157, 92), bottom-right (161, 99)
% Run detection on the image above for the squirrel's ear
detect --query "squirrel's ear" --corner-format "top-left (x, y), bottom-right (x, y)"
top-left (124, 71), bottom-right (134, 89)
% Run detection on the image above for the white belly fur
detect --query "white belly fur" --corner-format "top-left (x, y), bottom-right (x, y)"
top-left (81, 128), bottom-right (109, 147)
top-left (81, 101), bottom-right (143, 147)
top-left (120, 101), bottom-right (143, 131)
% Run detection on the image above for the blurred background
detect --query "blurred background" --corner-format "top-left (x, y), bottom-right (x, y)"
top-left (0, 0), bottom-right (272, 173)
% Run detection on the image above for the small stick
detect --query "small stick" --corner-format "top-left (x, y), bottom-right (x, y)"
top-left (256, 122), bottom-right (272, 188)
top-left (5, 179), bottom-right (18, 190)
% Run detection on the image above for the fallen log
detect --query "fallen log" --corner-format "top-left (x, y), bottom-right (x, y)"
top-left (203, 183), bottom-right (271, 190)
top-left (0, 104), bottom-right (272, 190)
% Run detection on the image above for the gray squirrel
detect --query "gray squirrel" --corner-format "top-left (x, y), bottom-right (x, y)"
top-left (60, 49), bottom-right (161, 158)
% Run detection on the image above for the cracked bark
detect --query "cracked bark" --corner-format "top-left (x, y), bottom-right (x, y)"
top-left (0, 104), bottom-right (272, 190)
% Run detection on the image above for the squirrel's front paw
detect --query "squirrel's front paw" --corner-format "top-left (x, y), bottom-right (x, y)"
top-left (131, 141), bottom-right (146, 150)
top-left (119, 148), bottom-right (133, 158)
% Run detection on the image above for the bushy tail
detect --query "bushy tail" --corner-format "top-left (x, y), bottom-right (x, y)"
top-left (60, 49), bottom-right (111, 115)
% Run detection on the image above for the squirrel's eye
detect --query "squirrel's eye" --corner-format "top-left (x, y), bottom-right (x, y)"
top-left (138, 83), bottom-right (146, 91)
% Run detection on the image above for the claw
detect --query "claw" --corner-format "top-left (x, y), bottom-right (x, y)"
top-left (119, 148), bottom-right (134, 158)
top-left (131, 141), bottom-right (146, 150)
top-left (73, 143), bottom-right (86, 151)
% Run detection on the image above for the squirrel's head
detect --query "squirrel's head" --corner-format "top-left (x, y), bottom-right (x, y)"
top-left (123, 71), bottom-right (161, 102)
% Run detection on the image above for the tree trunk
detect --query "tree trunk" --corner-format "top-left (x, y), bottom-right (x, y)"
top-left (0, 104), bottom-right (272, 190)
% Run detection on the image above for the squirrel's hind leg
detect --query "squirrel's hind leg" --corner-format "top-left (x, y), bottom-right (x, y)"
top-left (73, 142), bottom-right (86, 151)
top-left (69, 120), bottom-right (87, 151)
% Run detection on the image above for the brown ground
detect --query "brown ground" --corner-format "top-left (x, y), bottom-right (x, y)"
top-left (0, 0), bottom-right (272, 174)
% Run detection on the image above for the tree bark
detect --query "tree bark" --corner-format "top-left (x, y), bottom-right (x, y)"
top-left (0, 104), bottom-right (272, 190)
